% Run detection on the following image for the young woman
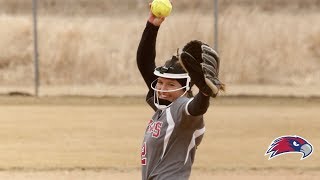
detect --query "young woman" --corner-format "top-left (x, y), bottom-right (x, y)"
top-left (136, 7), bottom-right (224, 180)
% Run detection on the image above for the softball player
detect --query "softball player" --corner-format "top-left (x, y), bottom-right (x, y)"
top-left (137, 9), bottom-right (224, 180)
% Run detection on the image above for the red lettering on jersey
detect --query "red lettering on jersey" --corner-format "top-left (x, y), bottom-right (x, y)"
top-left (147, 120), bottom-right (163, 138)
top-left (141, 142), bottom-right (147, 165)
top-left (147, 120), bottom-right (154, 133)
top-left (152, 122), bottom-right (163, 138)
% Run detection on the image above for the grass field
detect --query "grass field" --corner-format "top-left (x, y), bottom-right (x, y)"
top-left (0, 96), bottom-right (319, 179)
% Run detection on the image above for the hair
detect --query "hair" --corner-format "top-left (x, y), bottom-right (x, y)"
top-left (158, 56), bottom-right (186, 74)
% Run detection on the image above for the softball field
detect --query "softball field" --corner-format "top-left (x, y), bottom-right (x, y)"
top-left (1, 1), bottom-right (320, 179)
top-left (0, 95), bottom-right (319, 179)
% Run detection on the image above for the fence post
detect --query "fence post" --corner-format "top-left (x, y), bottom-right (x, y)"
top-left (214, 0), bottom-right (219, 52)
top-left (32, 0), bottom-right (39, 96)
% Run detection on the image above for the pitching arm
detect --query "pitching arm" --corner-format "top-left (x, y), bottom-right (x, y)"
top-left (136, 21), bottom-right (159, 100)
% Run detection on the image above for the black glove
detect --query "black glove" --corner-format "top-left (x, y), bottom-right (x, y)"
top-left (179, 40), bottom-right (224, 97)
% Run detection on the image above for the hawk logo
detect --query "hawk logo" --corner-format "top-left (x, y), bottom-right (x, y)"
top-left (265, 135), bottom-right (313, 160)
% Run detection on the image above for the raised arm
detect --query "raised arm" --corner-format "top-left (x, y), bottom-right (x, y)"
top-left (136, 11), bottom-right (165, 100)
top-left (181, 40), bottom-right (225, 116)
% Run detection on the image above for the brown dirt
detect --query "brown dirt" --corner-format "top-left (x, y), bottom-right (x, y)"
top-left (0, 169), bottom-right (319, 180)
top-left (0, 96), bottom-right (318, 179)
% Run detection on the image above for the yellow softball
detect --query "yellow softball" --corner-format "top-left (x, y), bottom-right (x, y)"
top-left (151, 0), bottom-right (172, 18)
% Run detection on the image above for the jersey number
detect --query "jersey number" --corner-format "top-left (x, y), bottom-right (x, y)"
top-left (141, 142), bottom-right (147, 165)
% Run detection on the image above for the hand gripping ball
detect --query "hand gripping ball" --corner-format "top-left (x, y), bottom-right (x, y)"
top-left (151, 0), bottom-right (172, 18)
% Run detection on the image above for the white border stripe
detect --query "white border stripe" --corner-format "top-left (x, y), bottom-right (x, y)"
top-left (185, 98), bottom-right (194, 116)
top-left (160, 108), bottom-right (176, 159)
top-left (184, 127), bottom-right (206, 164)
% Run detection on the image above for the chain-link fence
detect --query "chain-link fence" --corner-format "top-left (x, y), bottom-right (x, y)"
top-left (1, 0), bottom-right (320, 96)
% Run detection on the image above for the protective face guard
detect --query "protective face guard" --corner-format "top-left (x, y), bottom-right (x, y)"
top-left (151, 69), bottom-right (191, 110)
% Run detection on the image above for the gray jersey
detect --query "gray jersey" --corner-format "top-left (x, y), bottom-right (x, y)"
top-left (141, 96), bottom-right (205, 180)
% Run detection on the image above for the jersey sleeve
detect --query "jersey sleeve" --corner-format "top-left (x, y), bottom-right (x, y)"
top-left (186, 92), bottom-right (210, 116)
top-left (169, 97), bottom-right (203, 128)
top-left (137, 21), bottom-right (160, 102)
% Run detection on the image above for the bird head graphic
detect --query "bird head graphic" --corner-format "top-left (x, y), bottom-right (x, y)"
top-left (265, 135), bottom-right (313, 160)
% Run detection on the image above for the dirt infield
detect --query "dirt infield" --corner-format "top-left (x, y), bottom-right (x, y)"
top-left (0, 96), bottom-right (319, 179)
top-left (0, 169), bottom-right (319, 180)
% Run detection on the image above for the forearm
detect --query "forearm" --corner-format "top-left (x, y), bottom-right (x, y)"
top-left (187, 93), bottom-right (210, 116)
top-left (137, 22), bottom-right (159, 83)
top-left (137, 22), bottom-right (160, 99)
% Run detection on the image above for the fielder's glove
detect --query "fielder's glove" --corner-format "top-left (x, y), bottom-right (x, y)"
top-left (179, 40), bottom-right (225, 98)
